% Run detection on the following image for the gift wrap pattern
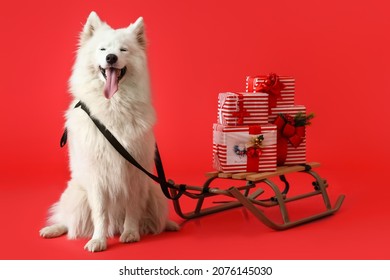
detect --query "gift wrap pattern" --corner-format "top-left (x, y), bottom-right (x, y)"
top-left (245, 75), bottom-right (295, 108)
top-left (213, 124), bottom-right (277, 173)
top-left (269, 105), bottom-right (306, 123)
top-left (270, 105), bottom-right (307, 165)
top-left (218, 92), bottom-right (269, 126)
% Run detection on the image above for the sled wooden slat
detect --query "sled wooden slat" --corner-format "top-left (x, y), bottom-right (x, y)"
top-left (205, 171), bottom-right (220, 178)
top-left (172, 162), bottom-right (344, 230)
top-left (231, 172), bottom-right (257, 180)
top-left (246, 162), bottom-right (321, 182)
top-left (217, 172), bottom-right (233, 179)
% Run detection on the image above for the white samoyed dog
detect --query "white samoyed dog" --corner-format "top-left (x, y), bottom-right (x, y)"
top-left (40, 11), bottom-right (179, 252)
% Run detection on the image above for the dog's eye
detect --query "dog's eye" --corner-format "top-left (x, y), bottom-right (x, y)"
top-left (100, 48), bottom-right (106, 51)
top-left (120, 48), bottom-right (128, 52)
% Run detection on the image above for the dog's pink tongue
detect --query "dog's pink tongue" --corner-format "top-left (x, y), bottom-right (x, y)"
top-left (104, 68), bottom-right (118, 99)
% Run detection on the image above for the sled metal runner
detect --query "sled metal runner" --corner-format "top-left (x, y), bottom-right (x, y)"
top-left (169, 162), bottom-right (344, 230)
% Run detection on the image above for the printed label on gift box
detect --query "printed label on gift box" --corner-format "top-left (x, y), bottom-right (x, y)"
top-left (225, 131), bottom-right (276, 165)
top-left (213, 124), bottom-right (277, 173)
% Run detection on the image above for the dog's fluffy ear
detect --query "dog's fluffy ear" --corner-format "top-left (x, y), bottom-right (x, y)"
top-left (129, 17), bottom-right (146, 49)
top-left (80, 11), bottom-right (102, 45)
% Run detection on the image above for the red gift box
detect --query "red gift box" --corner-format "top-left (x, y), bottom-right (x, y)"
top-left (213, 124), bottom-right (277, 173)
top-left (218, 92), bottom-right (269, 126)
top-left (246, 73), bottom-right (295, 110)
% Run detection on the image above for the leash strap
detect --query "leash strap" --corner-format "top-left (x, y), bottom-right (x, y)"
top-left (60, 101), bottom-right (185, 200)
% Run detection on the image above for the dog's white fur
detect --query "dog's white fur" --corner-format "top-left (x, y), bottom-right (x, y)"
top-left (40, 12), bottom-right (178, 252)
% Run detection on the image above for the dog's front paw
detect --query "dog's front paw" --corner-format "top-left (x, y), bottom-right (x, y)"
top-left (166, 220), bottom-right (180, 231)
top-left (119, 230), bottom-right (140, 243)
top-left (84, 238), bottom-right (107, 252)
top-left (40, 224), bottom-right (68, 238)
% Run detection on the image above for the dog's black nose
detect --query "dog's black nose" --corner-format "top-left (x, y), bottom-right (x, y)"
top-left (106, 54), bottom-right (118, 65)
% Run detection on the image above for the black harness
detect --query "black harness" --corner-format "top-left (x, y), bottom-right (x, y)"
top-left (60, 101), bottom-right (186, 200)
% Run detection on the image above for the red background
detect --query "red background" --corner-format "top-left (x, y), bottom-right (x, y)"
top-left (0, 0), bottom-right (389, 259)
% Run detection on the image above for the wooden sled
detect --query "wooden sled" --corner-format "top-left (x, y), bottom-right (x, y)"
top-left (170, 162), bottom-right (345, 230)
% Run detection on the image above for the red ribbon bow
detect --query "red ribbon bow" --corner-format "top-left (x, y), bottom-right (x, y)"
top-left (245, 126), bottom-right (262, 172)
top-left (274, 114), bottom-right (305, 165)
top-left (247, 146), bottom-right (262, 158)
top-left (247, 73), bottom-right (285, 111)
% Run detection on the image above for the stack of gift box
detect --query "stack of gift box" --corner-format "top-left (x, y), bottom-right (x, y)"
top-left (213, 73), bottom-right (313, 173)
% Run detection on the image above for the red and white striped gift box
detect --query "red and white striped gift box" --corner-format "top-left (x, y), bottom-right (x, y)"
top-left (218, 92), bottom-right (269, 126)
top-left (213, 124), bottom-right (277, 173)
top-left (269, 105), bottom-right (306, 123)
top-left (245, 74), bottom-right (295, 108)
top-left (270, 105), bottom-right (307, 165)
